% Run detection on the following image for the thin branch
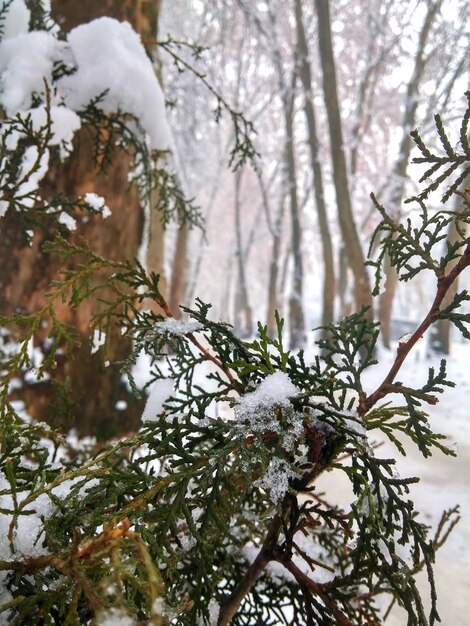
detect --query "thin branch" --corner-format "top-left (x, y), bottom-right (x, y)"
top-left (359, 241), bottom-right (470, 416)
top-left (276, 557), bottom-right (353, 626)
top-left (217, 514), bottom-right (283, 626)
top-left (154, 292), bottom-right (238, 385)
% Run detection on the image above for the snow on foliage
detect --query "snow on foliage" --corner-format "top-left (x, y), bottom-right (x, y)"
top-left (58, 210), bottom-right (77, 231)
top-left (0, 30), bottom-right (63, 112)
top-left (0, 473), bottom-right (98, 559)
top-left (0, 0), bottom-right (29, 40)
top-left (207, 598), bottom-right (220, 625)
top-left (27, 104), bottom-right (82, 153)
top-left (236, 372), bottom-right (299, 417)
top-left (235, 372), bottom-right (302, 448)
top-left (96, 608), bottom-right (136, 626)
top-left (0, 4), bottom-right (171, 224)
top-left (91, 329), bottom-right (107, 354)
top-left (153, 318), bottom-right (203, 336)
top-left (0, 9), bottom-right (170, 150)
top-left (254, 457), bottom-right (299, 504)
top-left (58, 17), bottom-right (171, 150)
top-left (84, 192), bottom-right (111, 218)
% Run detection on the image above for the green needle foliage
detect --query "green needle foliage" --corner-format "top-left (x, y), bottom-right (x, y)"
top-left (1, 13), bottom-right (470, 626)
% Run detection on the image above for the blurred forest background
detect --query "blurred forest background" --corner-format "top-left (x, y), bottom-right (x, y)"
top-left (157, 0), bottom-right (469, 348)
top-left (2, 0), bottom-right (469, 437)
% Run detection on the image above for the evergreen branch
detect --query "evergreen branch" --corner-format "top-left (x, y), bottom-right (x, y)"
top-left (359, 240), bottom-right (470, 416)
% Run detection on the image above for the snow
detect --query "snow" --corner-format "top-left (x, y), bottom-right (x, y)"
top-left (84, 192), bottom-right (111, 218)
top-left (141, 378), bottom-right (174, 422)
top-left (58, 211), bottom-right (77, 231)
top-left (0, 0), bottom-right (29, 40)
top-left (91, 329), bottom-right (106, 354)
top-left (0, 13), bottom-right (171, 200)
top-left (234, 372), bottom-right (301, 439)
top-left (255, 457), bottom-right (298, 504)
top-left (0, 13), bottom-right (172, 229)
top-left (153, 318), bottom-right (203, 336)
top-left (57, 17), bottom-right (171, 150)
top-left (0, 30), bottom-right (63, 113)
top-left (236, 372), bottom-right (300, 416)
top-left (0, 474), bottom-right (98, 559)
top-left (17, 144), bottom-right (49, 206)
top-left (28, 104), bottom-right (81, 153)
top-left (96, 608), bottom-right (136, 626)
top-left (207, 598), bottom-right (220, 625)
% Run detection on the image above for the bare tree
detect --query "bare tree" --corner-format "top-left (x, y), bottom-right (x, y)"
top-left (379, 0), bottom-right (443, 348)
top-left (314, 0), bottom-right (373, 318)
top-left (294, 0), bottom-right (335, 330)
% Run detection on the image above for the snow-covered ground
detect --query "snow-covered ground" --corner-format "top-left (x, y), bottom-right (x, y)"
top-left (317, 342), bottom-right (470, 625)
top-left (382, 345), bottom-right (470, 625)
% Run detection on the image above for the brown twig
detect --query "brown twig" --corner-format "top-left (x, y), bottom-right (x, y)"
top-left (359, 241), bottom-right (470, 417)
top-left (154, 294), bottom-right (237, 386)
top-left (217, 514), bottom-right (283, 626)
top-left (276, 557), bottom-right (353, 626)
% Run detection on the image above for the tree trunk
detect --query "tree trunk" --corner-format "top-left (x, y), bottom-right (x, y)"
top-left (379, 0), bottom-right (442, 348)
top-left (285, 91), bottom-right (305, 349)
top-left (266, 194), bottom-right (285, 337)
top-left (263, 4), bottom-right (305, 349)
top-left (169, 221), bottom-right (189, 319)
top-left (294, 0), bottom-right (335, 331)
top-left (432, 183), bottom-right (469, 354)
top-left (1, 1), bottom-right (164, 438)
top-left (314, 0), bottom-right (372, 318)
top-left (233, 169), bottom-right (253, 337)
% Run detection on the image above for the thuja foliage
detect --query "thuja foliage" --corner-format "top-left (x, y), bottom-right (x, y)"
top-left (0, 92), bottom-right (469, 626)
top-left (1, 3), bottom-right (469, 621)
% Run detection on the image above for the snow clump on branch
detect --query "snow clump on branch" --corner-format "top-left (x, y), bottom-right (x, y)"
top-left (0, 3), bottom-right (171, 222)
top-left (0, 8), bottom-right (170, 150)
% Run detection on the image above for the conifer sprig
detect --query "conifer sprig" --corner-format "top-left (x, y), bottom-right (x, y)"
top-left (406, 91), bottom-right (470, 203)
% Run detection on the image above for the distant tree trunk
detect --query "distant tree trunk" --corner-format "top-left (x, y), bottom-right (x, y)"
top-left (284, 85), bottom-right (305, 349)
top-left (0, 0), bottom-right (164, 438)
top-left (233, 169), bottom-right (253, 337)
top-left (146, 188), bottom-right (167, 299)
top-left (262, 4), bottom-right (305, 349)
top-left (314, 0), bottom-right (372, 318)
top-left (338, 246), bottom-right (352, 317)
top-left (266, 194), bottom-right (286, 336)
top-left (349, 1), bottom-right (395, 193)
top-left (379, 0), bottom-right (442, 348)
top-left (294, 0), bottom-right (335, 331)
top-left (432, 183), bottom-right (469, 354)
top-left (169, 221), bottom-right (189, 319)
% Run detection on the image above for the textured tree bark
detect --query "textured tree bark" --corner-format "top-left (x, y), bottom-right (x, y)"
top-left (314, 0), bottom-right (372, 318)
top-left (0, 1), bottom-right (164, 437)
top-left (294, 0), bottom-right (335, 331)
